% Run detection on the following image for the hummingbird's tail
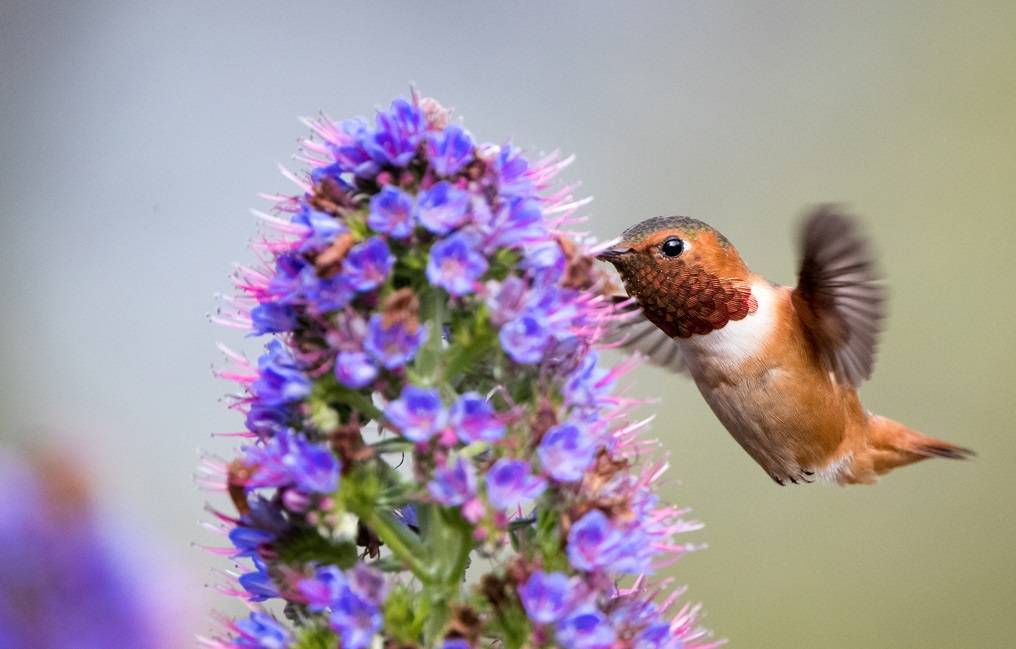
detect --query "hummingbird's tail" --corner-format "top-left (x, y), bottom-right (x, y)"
top-left (861, 414), bottom-right (975, 479)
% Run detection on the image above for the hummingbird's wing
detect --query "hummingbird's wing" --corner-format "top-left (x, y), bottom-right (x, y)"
top-left (606, 298), bottom-right (688, 374)
top-left (792, 206), bottom-right (886, 387)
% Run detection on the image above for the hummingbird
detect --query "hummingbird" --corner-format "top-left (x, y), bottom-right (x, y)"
top-left (598, 206), bottom-right (973, 485)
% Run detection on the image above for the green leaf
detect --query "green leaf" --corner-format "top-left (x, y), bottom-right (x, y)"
top-left (535, 505), bottom-right (568, 571)
top-left (275, 526), bottom-right (358, 569)
top-left (487, 601), bottom-right (532, 649)
top-left (384, 586), bottom-right (430, 644)
top-left (291, 624), bottom-right (338, 649)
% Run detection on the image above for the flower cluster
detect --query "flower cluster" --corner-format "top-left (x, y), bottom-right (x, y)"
top-left (203, 95), bottom-right (720, 649)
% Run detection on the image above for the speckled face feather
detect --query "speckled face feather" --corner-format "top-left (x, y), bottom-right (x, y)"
top-left (610, 217), bottom-right (757, 338)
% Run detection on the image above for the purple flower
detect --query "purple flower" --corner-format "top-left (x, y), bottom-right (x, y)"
top-left (522, 239), bottom-right (567, 274)
top-left (442, 640), bottom-right (472, 649)
top-left (426, 124), bottom-right (474, 177)
top-left (636, 623), bottom-right (674, 649)
top-left (538, 423), bottom-right (597, 483)
top-left (566, 509), bottom-right (625, 573)
top-left (330, 589), bottom-right (383, 649)
top-left (450, 392), bottom-right (505, 443)
top-left (250, 302), bottom-right (297, 335)
top-left (245, 400), bottom-right (292, 438)
top-left (298, 564), bottom-right (386, 649)
top-left (294, 208), bottom-right (344, 252)
top-left (234, 612), bottom-right (292, 649)
top-left (253, 340), bottom-right (311, 407)
top-left (368, 186), bottom-right (415, 238)
top-left (485, 276), bottom-right (529, 325)
top-left (488, 197), bottom-right (546, 248)
top-left (428, 456), bottom-right (478, 506)
top-left (518, 571), bottom-right (576, 624)
top-left (427, 232), bottom-right (489, 296)
top-left (239, 560), bottom-right (279, 602)
top-left (493, 144), bottom-right (534, 197)
top-left (332, 117), bottom-right (380, 178)
top-left (244, 429), bottom-right (340, 495)
top-left (334, 351), bottom-right (378, 389)
top-left (347, 563), bottom-right (388, 603)
top-left (385, 385), bottom-right (447, 443)
top-left (363, 314), bottom-right (428, 369)
top-left (555, 607), bottom-right (617, 649)
top-left (301, 266), bottom-right (356, 314)
top-left (365, 99), bottom-right (424, 167)
top-left (266, 253), bottom-right (312, 305)
top-left (563, 352), bottom-right (612, 410)
top-left (343, 237), bottom-right (394, 292)
top-left (229, 526), bottom-right (274, 558)
top-left (499, 312), bottom-right (552, 364)
top-left (416, 181), bottom-right (471, 234)
top-left (486, 459), bottom-right (546, 511)
top-left (299, 566), bottom-right (347, 612)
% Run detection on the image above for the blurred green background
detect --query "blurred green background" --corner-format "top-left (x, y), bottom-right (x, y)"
top-left (1, 2), bottom-right (1013, 647)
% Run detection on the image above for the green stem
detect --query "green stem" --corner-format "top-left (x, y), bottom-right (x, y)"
top-left (361, 509), bottom-right (434, 585)
top-left (333, 386), bottom-right (383, 421)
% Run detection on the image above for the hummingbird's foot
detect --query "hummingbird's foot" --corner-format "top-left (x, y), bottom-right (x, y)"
top-left (770, 469), bottom-right (816, 486)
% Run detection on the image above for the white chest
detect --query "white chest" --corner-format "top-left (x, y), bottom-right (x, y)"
top-left (677, 281), bottom-right (779, 375)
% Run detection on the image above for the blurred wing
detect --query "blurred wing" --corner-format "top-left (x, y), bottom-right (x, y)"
top-left (607, 299), bottom-right (688, 374)
top-left (792, 206), bottom-right (886, 387)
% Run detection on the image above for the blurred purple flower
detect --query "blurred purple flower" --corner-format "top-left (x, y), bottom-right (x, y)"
top-left (363, 314), bottom-right (428, 369)
top-left (368, 186), bottom-right (416, 239)
top-left (427, 232), bottom-right (489, 296)
top-left (492, 144), bottom-right (534, 197)
top-left (566, 509), bottom-right (626, 573)
top-left (416, 181), bottom-right (471, 234)
top-left (364, 99), bottom-right (424, 168)
top-left (300, 566), bottom-right (347, 612)
top-left (518, 571), bottom-right (576, 624)
top-left (428, 456), bottom-right (477, 506)
top-left (538, 423), bottom-right (597, 483)
top-left (250, 303), bottom-right (297, 335)
top-left (450, 392), bottom-right (505, 444)
top-left (253, 340), bottom-right (311, 407)
top-left (330, 588), bottom-right (382, 649)
top-left (486, 459), bottom-right (546, 510)
top-left (335, 351), bottom-right (378, 389)
top-left (343, 236), bottom-right (395, 292)
top-left (426, 124), bottom-right (474, 177)
top-left (233, 612), bottom-right (292, 649)
top-left (244, 428), bottom-right (340, 495)
top-left (385, 385), bottom-right (447, 443)
top-left (229, 526), bottom-right (274, 559)
top-left (293, 208), bottom-right (344, 252)
top-left (499, 312), bottom-right (551, 364)
top-left (488, 197), bottom-right (546, 249)
top-left (555, 607), bottom-right (616, 649)
top-left (239, 559), bottom-right (279, 602)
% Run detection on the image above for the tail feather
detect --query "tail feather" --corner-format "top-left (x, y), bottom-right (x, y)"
top-left (864, 414), bottom-right (974, 478)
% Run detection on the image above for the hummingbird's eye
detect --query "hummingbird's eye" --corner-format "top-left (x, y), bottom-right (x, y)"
top-left (660, 237), bottom-right (684, 258)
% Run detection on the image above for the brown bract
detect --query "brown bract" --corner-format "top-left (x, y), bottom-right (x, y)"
top-left (314, 232), bottom-right (356, 277)
top-left (309, 176), bottom-right (355, 216)
top-left (380, 288), bottom-right (421, 334)
top-left (227, 458), bottom-right (256, 516)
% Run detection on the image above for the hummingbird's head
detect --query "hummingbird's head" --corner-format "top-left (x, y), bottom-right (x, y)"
top-left (598, 216), bottom-right (757, 338)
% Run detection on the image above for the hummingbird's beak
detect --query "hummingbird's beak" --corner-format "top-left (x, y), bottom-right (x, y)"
top-left (596, 246), bottom-right (632, 262)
